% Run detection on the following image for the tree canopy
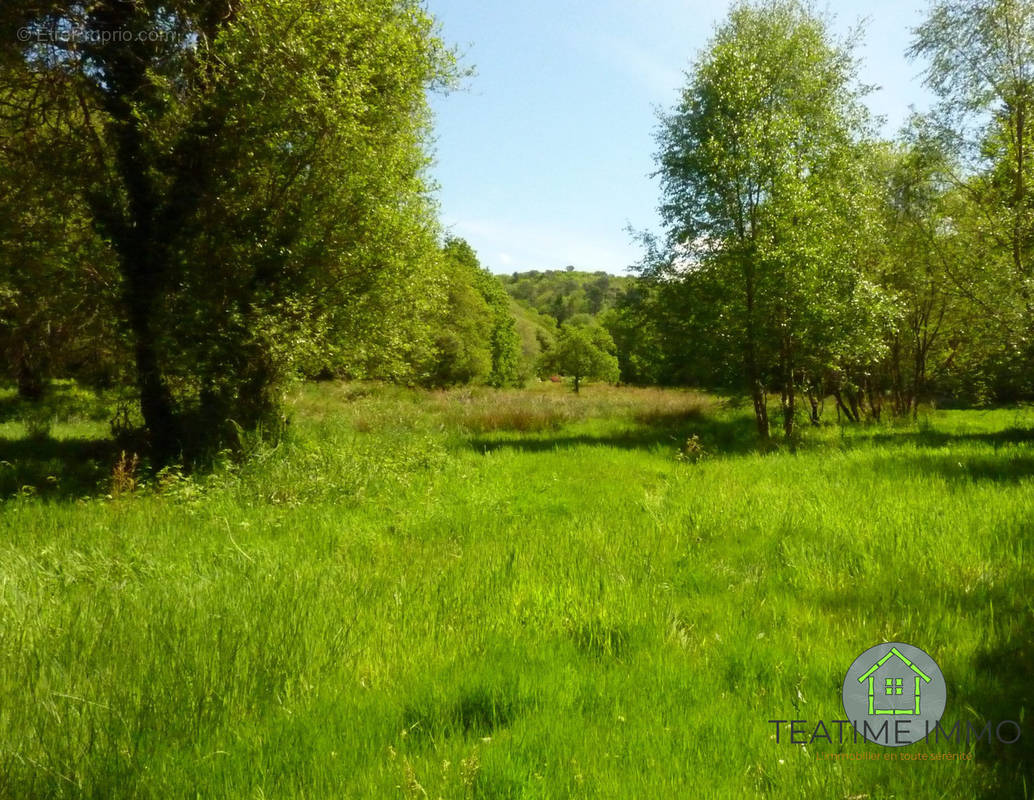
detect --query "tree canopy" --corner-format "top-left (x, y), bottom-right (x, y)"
top-left (0, 0), bottom-right (458, 463)
top-left (542, 317), bottom-right (620, 393)
top-left (651, 0), bottom-right (888, 439)
top-left (429, 237), bottom-right (522, 388)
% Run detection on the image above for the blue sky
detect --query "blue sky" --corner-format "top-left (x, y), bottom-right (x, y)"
top-left (427, 0), bottom-right (936, 275)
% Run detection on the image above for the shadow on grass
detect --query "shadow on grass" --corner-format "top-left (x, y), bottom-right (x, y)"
top-left (0, 436), bottom-right (119, 501)
top-left (863, 426), bottom-right (1034, 451)
top-left (967, 599), bottom-right (1034, 800)
top-left (804, 576), bottom-right (1033, 797)
top-left (0, 394), bottom-right (24, 424)
top-left (856, 451), bottom-right (1034, 485)
top-left (466, 414), bottom-right (762, 458)
top-left (799, 423), bottom-right (1034, 483)
top-left (467, 409), bottom-right (1034, 471)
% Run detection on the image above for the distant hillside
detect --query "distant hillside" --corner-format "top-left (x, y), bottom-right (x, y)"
top-left (508, 298), bottom-right (557, 381)
top-left (498, 269), bottom-right (633, 326)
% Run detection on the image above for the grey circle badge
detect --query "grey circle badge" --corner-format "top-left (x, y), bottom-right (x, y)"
top-left (842, 642), bottom-right (946, 747)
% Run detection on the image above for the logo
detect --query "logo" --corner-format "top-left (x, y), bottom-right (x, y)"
top-left (770, 641), bottom-right (1021, 752)
top-left (842, 642), bottom-right (946, 746)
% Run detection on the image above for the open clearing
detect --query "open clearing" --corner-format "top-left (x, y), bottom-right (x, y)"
top-left (1, 383), bottom-right (1032, 798)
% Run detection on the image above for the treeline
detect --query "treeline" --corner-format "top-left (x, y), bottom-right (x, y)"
top-left (0, 1), bottom-right (516, 463)
top-left (606, 0), bottom-right (1034, 440)
top-left (499, 269), bottom-right (628, 386)
top-left (500, 269), bottom-right (632, 323)
top-left (4, 0), bottom-right (1034, 458)
top-left (497, 0), bottom-right (1034, 438)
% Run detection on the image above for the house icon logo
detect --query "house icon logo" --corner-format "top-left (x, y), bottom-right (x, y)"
top-left (860, 646), bottom-right (931, 716)
top-left (842, 642), bottom-right (946, 747)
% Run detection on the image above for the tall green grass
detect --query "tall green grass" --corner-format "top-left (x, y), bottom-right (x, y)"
top-left (0, 382), bottom-right (1031, 798)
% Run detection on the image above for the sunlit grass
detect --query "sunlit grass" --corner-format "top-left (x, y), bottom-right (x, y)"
top-left (0, 382), bottom-right (1032, 798)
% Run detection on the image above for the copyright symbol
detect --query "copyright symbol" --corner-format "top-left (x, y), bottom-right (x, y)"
top-left (17, 27), bottom-right (32, 42)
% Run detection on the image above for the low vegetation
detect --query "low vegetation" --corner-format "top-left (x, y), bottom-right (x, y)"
top-left (1, 383), bottom-right (1031, 798)
top-left (2, 1), bottom-right (1034, 796)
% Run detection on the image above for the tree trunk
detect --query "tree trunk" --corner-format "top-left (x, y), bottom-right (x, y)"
top-left (833, 389), bottom-right (859, 424)
top-left (112, 169), bottom-right (181, 464)
top-left (128, 303), bottom-right (179, 463)
top-left (912, 345), bottom-right (925, 421)
top-left (92, 20), bottom-right (183, 465)
top-left (751, 382), bottom-right (769, 440)
top-left (1013, 102), bottom-right (1026, 280)
top-left (888, 335), bottom-right (906, 417)
top-left (744, 259), bottom-right (768, 441)
top-left (15, 346), bottom-right (45, 401)
top-left (808, 393), bottom-right (820, 425)
top-left (866, 380), bottom-right (882, 422)
top-left (573, 374), bottom-right (580, 393)
top-left (780, 336), bottom-right (795, 440)
top-left (781, 384), bottom-right (795, 439)
top-left (847, 388), bottom-right (861, 423)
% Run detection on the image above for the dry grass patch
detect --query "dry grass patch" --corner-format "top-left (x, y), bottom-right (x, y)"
top-left (290, 381), bottom-right (719, 435)
top-left (431, 384), bottom-right (717, 433)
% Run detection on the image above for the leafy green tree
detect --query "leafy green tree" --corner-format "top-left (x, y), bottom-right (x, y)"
top-left (430, 285), bottom-right (493, 387)
top-left (471, 266), bottom-right (522, 389)
top-left (862, 136), bottom-right (981, 416)
top-left (543, 319), bottom-right (619, 393)
top-left (0, 0), bottom-right (456, 463)
top-left (599, 284), bottom-right (666, 385)
top-left (911, 0), bottom-right (1034, 281)
top-left (0, 102), bottom-right (125, 399)
top-left (430, 237), bottom-right (521, 388)
top-left (651, 0), bottom-right (887, 439)
top-left (910, 0), bottom-right (1034, 399)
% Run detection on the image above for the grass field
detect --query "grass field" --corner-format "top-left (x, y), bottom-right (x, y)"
top-left (1, 382), bottom-right (1032, 798)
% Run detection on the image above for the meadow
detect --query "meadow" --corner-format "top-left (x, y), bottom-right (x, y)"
top-left (0, 382), bottom-right (1032, 798)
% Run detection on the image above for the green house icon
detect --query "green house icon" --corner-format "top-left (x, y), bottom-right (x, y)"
top-left (857, 646), bottom-right (932, 715)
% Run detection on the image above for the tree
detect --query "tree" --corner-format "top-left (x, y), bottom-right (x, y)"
top-left (497, 269), bottom-right (631, 327)
top-left (910, 0), bottom-right (1034, 398)
top-left (862, 136), bottom-right (982, 416)
top-left (510, 299), bottom-right (557, 383)
top-left (911, 0), bottom-right (1034, 276)
top-left (429, 237), bottom-right (521, 387)
top-left (651, 0), bottom-right (888, 439)
top-left (544, 318), bottom-right (619, 393)
top-left (0, 98), bottom-right (125, 399)
top-left (599, 283), bottom-right (667, 385)
top-left (0, 0), bottom-right (456, 464)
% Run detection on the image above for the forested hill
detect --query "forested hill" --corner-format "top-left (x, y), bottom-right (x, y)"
top-left (499, 269), bottom-right (633, 325)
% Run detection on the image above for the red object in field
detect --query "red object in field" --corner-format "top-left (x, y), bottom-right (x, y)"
top-left (550, 375), bottom-right (562, 383)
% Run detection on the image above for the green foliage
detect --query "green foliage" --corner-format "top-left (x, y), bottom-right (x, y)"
top-left (429, 237), bottom-right (522, 388)
top-left (470, 259), bottom-right (523, 390)
top-left (1, 382), bottom-right (1032, 796)
top-left (509, 299), bottom-right (558, 382)
top-left (856, 138), bottom-right (977, 414)
top-left (909, 0), bottom-right (1034, 400)
top-left (542, 320), bottom-right (620, 392)
top-left (500, 270), bottom-right (633, 325)
top-left (500, 270), bottom-right (636, 383)
top-left (0, 97), bottom-right (126, 398)
top-left (651, 0), bottom-right (889, 438)
top-left (598, 283), bottom-right (668, 385)
top-left (430, 245), bottom-right (494, 387)
top-left (0, 0), bottom-right (458, 463)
